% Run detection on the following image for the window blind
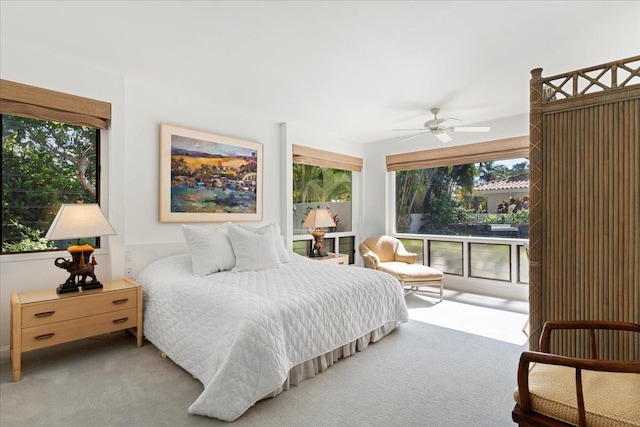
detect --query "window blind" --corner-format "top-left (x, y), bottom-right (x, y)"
top-left (0, 79), bottom-right (111, 129)
top-left (386, 135), bottom-right (529, 172)
top-left (293, 144), bottom-right (363, 172)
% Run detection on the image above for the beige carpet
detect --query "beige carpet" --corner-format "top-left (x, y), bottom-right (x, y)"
top-left (1, 292), bottom-right (528, 427)
top-left (406, 291), bottom-right (529, 345)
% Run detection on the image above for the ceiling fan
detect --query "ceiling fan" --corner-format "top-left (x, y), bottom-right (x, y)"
top-left (393, 107), bottom-right (490, 143)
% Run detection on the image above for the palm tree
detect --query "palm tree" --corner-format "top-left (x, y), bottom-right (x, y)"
top-left (293, 164), bottom-right (351, 203)
top-left (293, 165), bottom-right (323, 203)
top-left (318, 170), bottom-right (351, 202)
top-left (418, 165), bottom-right (477, 233)
top-left (394, 164), bottom-right (478, 233)
top-left (509, 161), bottom-right (530, 175)
top-left (478, 161), bottom-right (497, 183)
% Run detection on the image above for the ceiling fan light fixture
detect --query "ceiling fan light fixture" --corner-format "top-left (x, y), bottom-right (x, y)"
top-left (393, 107), bottom-right (490, 143)
top-left (435, 132), bottom-right (453, 143)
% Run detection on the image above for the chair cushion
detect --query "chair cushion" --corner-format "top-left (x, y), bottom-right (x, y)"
top-left (513, 362), bottom-right (640, 427)
top-left (378, 262), bottom-right (444, 283)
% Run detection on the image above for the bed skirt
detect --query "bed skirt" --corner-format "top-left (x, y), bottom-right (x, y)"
top-left (261, 320), bottom-right (400, 400)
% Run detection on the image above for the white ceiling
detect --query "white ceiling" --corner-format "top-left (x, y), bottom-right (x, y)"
top-left (1, 1), bottom-right (639, 144)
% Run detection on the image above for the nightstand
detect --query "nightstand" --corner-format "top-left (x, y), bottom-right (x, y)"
top-left (309, 252), bottom-right (349, 265)
top-left (10, 278), bottom-right (143, 382)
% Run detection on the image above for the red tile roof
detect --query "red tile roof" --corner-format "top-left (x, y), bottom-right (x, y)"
top-left (474, 174), bottom-right (529, 191)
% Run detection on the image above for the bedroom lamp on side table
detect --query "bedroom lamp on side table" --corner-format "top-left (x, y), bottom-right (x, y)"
top-left (303, 205), bottom-right (336, 257)
top-left (45, 200), bottom-right (116, 294)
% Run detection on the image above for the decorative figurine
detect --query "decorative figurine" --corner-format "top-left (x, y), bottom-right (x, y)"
top-left (53, 244), bottom-right (102, 294)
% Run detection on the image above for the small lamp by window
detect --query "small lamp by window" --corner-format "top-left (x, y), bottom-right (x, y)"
top-left (302, 206), bottom-right (336, 257)
top-left (45, 201), bottom-right (116, 294)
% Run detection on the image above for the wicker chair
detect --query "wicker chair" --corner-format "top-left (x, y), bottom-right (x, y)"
top-left (512, 320), bottom-right (640, 427)
top-left (359, 235), bottom-right (444, 301)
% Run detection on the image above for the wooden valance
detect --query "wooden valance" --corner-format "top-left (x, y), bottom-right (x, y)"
top-left (0, 79), bottom-right (111, 129)
top-left (293, 144), bottom-right (363, 172)
top-left (386, 135), bottom-right (529, 172)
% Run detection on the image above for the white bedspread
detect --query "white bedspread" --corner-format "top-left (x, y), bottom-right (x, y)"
top-left (137, 254), bottom-right (409, 421)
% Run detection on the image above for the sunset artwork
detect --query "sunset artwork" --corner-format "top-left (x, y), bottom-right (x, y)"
top-left (160, 124), bottom-right (262, 222)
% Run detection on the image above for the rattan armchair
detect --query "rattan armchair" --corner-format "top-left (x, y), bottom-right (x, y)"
top-left (512, 320), bottom-right (640, 427)
top-left (359, 235), bottom-right (444, 300)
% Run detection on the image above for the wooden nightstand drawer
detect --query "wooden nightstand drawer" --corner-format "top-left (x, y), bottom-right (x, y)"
top-left (21, 288), bottom-right (136, 328)
top-left (22, 308), bottom-right (137, 352)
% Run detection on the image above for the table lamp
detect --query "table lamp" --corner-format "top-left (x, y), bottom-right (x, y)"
top-left (302, 206), bottom-right (336, 257)
top-left (45, 201), bottom-right (116, 294)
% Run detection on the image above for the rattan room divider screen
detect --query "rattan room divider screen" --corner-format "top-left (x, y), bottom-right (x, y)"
top-left (528, 56), bottom-right (640, 358)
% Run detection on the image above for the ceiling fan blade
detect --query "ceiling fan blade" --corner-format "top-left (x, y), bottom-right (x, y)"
top-left (438, 118), bottom-right (460, 128)
top-left (435, 132), bottom-right (453, 143)
top-left (451, 126), bottom-right (491, 132)
top-left (397, 132), bottom-right (429, 143)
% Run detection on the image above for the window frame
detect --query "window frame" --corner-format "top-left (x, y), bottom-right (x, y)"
top-left (0, 80), bottom-right (111, 257)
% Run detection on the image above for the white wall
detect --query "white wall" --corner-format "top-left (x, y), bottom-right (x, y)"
top-left (121, 79), bottom-right (282, 277)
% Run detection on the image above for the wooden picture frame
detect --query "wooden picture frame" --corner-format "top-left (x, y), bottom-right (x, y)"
top-left (159, 123), bottom-right (263, 223)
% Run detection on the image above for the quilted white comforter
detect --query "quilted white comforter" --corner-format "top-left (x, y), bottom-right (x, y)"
top-left (137, 253), bottom-right (409, 421)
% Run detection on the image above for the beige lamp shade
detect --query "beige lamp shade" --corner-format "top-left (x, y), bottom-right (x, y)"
top-left (45, 204), bottom-right (116, 240)
top-left (302, 206), bottom-right (336, 230)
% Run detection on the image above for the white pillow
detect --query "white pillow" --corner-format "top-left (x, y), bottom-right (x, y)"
top-left (228, 224), bottom-right (282, 271)
top-left (238, 223), bottom-right (292, 263)
top-left (182, 223), bottom-right (236, 276)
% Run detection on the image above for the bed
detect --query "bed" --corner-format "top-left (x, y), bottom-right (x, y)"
top-left (135, 223), bottom-right (409, 421)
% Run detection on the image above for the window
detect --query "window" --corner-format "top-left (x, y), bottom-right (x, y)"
top-left (389, 137), bottom-right (530, 287)
top-left (292, 163), bottom-right (355, 261)
top-left (388, 136), bottom-right (529, 238)
top-left (292, 164), bottom-right (352, 235)
top-left (0, 79), bottom-right (110, 254)
top-left (395, 158), bottom-right (529, 239)
top-left (429, 240), bottom-right (463, 275)
top-left (2, 115), bottom-right (99, 253)
top-left (291, 144), bottom-right (362, 263)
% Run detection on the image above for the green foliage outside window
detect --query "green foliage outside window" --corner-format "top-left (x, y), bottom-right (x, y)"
top-left (292, 164), bottom-right (351, 203)
top-left (396, 160), bottom-right (529, 237)
top-left (396, 164), bottom-right (476, 234)
top-left (292, 164), bottom-right (352, 234)
top-left (496, 195), bottom-right (529, 214)
top-left (2, 115), bottom-right (99, 254)
top-left (472, 209), bottom-right (530, 226)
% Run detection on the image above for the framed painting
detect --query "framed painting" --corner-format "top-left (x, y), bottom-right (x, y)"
top-left (159, 123), bottom-right (263, 223)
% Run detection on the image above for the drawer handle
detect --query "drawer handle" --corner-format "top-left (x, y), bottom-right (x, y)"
top-left (112, 299), bottom-right (128, 305)
top-left (34, 311), bottom-right (55, 318)
top-left (34, 333), bottom-right (55, 340)
top-left (112, 317), bottom-right (129, 324)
